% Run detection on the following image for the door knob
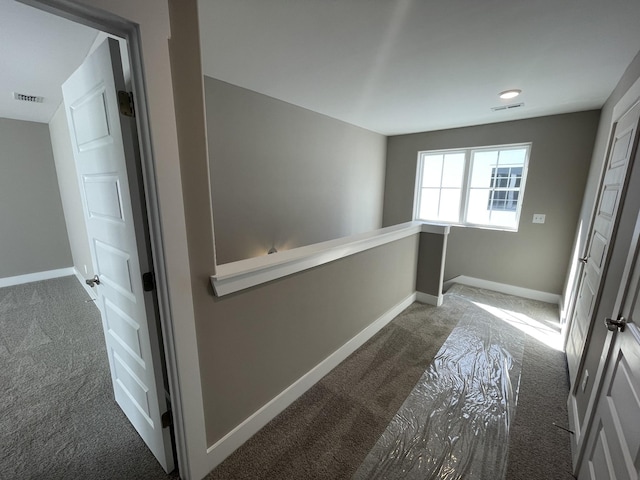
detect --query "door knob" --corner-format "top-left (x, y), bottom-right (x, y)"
top-left (604, 316), bottom-right (626, 332)
top-left (579, 257), bottom-right (588, 264)
top-left (86, 275), bottom-right (101, 288)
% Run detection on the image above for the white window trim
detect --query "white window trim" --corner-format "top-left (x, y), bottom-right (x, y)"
top-left (413, 143), bottom-right (532, 231)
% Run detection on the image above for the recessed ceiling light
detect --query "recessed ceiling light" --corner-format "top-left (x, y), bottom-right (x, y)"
top-left (499, 89), bottom-right (521, 100)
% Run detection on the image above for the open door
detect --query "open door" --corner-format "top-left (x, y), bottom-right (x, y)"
top-left (577, 207), bottom-right (640, 480)
top-left (61, 38), bottom-right (175, 472)
top-left (565, 103), bottom-right (640, 389)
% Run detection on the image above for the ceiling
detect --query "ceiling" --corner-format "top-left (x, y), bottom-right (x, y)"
top-left (0, 0), bottom-right (97, 124)
top-left (198, 0), bottom-right (640, 135)
top-left (3, 1), bottom-right (639, 133)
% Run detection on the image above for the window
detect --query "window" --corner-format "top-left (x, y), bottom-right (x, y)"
top-left (414, 144), bottom-right (530, 230)
top-left (487, 167), bottom-right (522, 211)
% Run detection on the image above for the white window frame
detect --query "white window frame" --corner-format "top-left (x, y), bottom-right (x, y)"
top-left (413, 143), bottom-right (531, 231)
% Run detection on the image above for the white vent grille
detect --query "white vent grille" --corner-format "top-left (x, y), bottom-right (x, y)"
top-left (491, 102), bottom-right (524, 112)
top-left (13, 92), bottom-right (44, 103)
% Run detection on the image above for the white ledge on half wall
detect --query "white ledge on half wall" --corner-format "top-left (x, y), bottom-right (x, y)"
top-left (211, 221), bottom-right (450, 296)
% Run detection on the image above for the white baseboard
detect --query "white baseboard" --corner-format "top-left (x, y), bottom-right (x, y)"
top-left (73, 268), bottom-right (98, 300)
top-left (443, 275), bottom-right (561, 305)
top-left (416, 291), bottom-right (443, 306)
top-left (204, 292), bottom-right (417, 469)
top-left (558, 296), bottom-right (565, 321)
top-left (0, 267), bottom-right (74, 288)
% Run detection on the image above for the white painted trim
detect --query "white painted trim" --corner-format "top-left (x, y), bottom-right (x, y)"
top-left (443, 275), bottom-right (561, 304)
top-left (420, 223), bottom-right (450, 235)
top-left (73, 268), bottom-right (98, 300)
top-left (558, 296), bottom-right (566, 322)
top-left (203, 292), bottom-right (417, 469)
top-left (0, 267), bottom-right (74, 288)
top-left (416, 291), bottom-right (443, 306)
top-left (212, 222), bottom-right (450, 296)
top-left (567, 394), bottom-right (582, 469)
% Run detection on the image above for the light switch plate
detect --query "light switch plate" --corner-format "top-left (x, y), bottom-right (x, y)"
top-left (533, 214), bottom-right (546, 224)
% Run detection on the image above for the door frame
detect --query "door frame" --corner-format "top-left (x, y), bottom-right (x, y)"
top-left (18, 0), bottom-right (189, 475)
top-left (568, 97), bottom-right (640, 472)
top-left (565, 100), bottom-right (640, 456)
top-left (563, 120), bottom-right (619, 386)
top-left (562, 121), bottom-right (617, 346)
top-left (574, 177), bottom-right (640, 474)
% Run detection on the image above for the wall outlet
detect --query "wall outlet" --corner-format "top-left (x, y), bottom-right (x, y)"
top-left (533, 214), bottom-right (546, 224)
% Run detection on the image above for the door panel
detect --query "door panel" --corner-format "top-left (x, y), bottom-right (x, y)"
top-left (586, 421), bottom-right (615, 480)
top-left (83, 174), bottom-right (124, 221)
top-left (566, 105), bottom-right (640, 386)
top-left (104, 299), bottom-right (144, 364)
top-left (578, 206), bottom-right (640, 480)
top-left (62, 38), bottom-right (174, 472)
top-left (580, 326), bottom-right (640, 480)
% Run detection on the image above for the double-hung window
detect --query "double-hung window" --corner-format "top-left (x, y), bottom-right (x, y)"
top-left (414, 143), bottom-right (531, 230)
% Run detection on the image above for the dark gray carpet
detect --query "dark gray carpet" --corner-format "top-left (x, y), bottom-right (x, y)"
top-left (505, 330), bottom-right (574, 480)
top-left (0, 276), bottom-right (177, 480)
top-left (354, 293), bottom-right (525, 479)
top-left (206, 285), bottom-right (573, 480)
top-left (206, 299), bottom-right (464, 480)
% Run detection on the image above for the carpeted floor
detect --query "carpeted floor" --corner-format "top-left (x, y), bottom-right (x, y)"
top-left (206, 284), bottom-right (574, 480)
top-left (1, 277), bottom-right (573, 479)
top-left (207, 296), bottom-right (465, 480)
top-left (0, 276), bottom-right (177, 480)
top-left (452, 285), bottom-right (575, 480)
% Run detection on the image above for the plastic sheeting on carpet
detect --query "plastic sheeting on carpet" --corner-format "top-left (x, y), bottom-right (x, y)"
top-left (353, 303), bottom-right (525, 480)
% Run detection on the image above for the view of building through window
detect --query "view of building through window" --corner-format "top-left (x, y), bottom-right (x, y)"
top-left (488, 167), bottom-right (522, 211)
top-left (414, 144), bottom-right (530, 230)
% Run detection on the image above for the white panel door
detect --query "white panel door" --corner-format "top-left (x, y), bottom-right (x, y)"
top-left (566, 104), bottom-right (640, 386)
top-left (578, 219), bottom-right (640, 480)
top-left (62, 38), bottom-right (174, 472)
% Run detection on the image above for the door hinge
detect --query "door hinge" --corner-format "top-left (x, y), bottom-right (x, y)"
top-left (118, 90), bottom-right (135, 117)
top-left (142, 272), bottom-right (155, 292)
top-left (161, 410), bottom-right (173, 428)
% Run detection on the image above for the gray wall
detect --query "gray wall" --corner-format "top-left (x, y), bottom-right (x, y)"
top-left (571, 49), bottom-right (640, 425)
top-left (49, 105), bottom-right (94, 278)
top-left (383, 111), bottom-right (601, 294)
top-left (416, 232), bottom-right (446, 297)
top-left (198, 235), bottom-right (419, 444)
top-left (0, 117), bottom-right (72, 278)
top-left (170, 20), bottom-right (420, 447)
top-left (204, 76), bottom-right (387, 264)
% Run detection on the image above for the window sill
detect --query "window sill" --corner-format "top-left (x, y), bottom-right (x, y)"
top-left (415, 219), bottom-right (519, 233)
top-left (211, 221), bottom-right (450, 296)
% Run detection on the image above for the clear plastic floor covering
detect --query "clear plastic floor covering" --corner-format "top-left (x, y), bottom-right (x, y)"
top-left (353, 307), bottom-right (525, 480)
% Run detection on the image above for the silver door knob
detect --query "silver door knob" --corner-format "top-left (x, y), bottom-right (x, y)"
top-left (86, 275), bottom-right (101, 288)
top-left (579, 257), bottom-right (588, 264)
top-left (604, 316), bottom-right (626, 332)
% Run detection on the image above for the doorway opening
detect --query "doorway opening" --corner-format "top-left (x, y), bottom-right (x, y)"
top-left (0, 0), bottom-right (176, 471)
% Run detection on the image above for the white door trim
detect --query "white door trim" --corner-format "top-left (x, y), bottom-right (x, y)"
top-left (569, 96), bottom-right (640, 473)
top-left (17, 0), bottom-right (198, 477)
top-left (575, 202), bottom-right (640, 476)
top-left (565, 86), bottom-right (640, 346)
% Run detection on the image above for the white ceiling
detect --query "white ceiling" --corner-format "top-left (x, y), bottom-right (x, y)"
top-left (0, 0), bottom-right (97, 124)
top-left (198, 0), bottom-right (640, 135)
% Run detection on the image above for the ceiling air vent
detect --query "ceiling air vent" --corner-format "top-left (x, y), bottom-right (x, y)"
top-left (13, 92), bottom-right (44, 103)
top-left (491, 102), bottom-right (524, 112)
